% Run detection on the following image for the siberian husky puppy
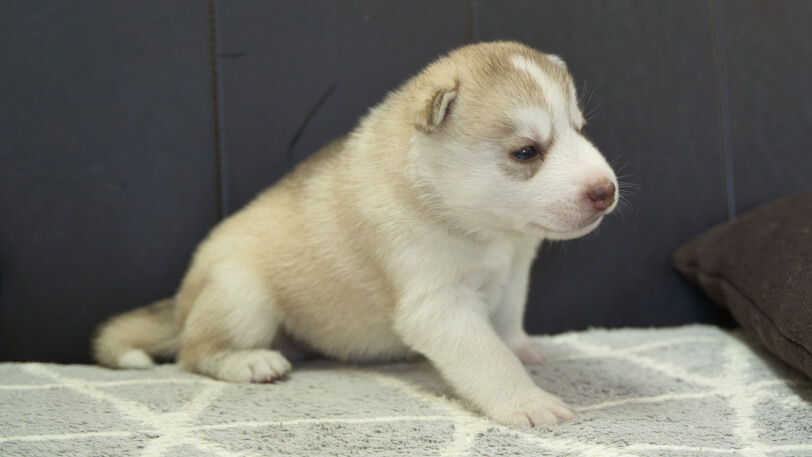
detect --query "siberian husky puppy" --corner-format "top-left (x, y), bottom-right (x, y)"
top-left (94, 41), bottom-right (618, 426)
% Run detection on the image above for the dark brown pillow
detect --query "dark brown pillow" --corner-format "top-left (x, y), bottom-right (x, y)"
top-left (673, 192), bottom-right (812, 379)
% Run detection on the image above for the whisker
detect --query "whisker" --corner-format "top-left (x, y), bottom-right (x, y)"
top-left (616, 179), bottom-right (639, 188)
top-left (578, 79), bottom-right (590, 106)
top-left (583, 105), bottom-right (601, 122)
top-left (611, 175), bottom-right (638, 219)
top-left (611, 195), bottom-right (635, 219)
top-left (608, 155), bottom-right (623, 166)
top-left (602, 156), bottom-right (637, 219)
top-left (612, 163), bottom-right (631, 176)
top-left (578, 79), bottom-right (599, 123)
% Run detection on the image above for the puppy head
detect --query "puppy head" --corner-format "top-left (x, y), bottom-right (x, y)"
top-left (408, 41), bottom-right (618, 240)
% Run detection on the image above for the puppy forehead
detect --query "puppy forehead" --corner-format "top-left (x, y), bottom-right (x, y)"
top-left (511, 106), bottom-right (552, 141)
top-left (509, 54), bottom-right (571, 111)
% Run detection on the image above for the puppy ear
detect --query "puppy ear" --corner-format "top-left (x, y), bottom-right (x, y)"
top-left (415, 83), bottom-right (458, 133)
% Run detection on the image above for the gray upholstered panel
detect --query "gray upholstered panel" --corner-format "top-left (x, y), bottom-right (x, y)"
top-left (5, 1), bottom-right (810, 363)
top-left (214, 0), bottom-right (469, 213)
top-left (718, 0), bottom-right (812, 213)
top-left (476, 0), bottom-right (732, 331)
top-left (0, 1), bottom-right (218, 362)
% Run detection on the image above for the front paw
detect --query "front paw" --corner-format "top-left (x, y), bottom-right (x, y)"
top-left (486, 389), bottom-right (574, 427)
top-left (512, 340), bottom-right (547, 366)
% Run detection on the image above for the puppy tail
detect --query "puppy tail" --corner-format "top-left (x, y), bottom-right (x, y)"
top-left (92, 298), bottom-right (180, 369)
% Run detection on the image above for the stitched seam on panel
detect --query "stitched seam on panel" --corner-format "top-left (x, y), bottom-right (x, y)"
top-left (208, 0), bottom-right (226, 219)
top-left (710, 0), bottom-right (736, 220)
top-left (466, 0), bottom-right (479, 44)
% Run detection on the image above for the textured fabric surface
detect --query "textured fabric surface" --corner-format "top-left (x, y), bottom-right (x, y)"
top-left (1, 325), bottom-right (810, 457)
top-left (674, 192), bottom-right (812, 380)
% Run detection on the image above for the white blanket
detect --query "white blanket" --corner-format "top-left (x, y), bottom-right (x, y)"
top-left (1, 325), bottom-right (810, 456)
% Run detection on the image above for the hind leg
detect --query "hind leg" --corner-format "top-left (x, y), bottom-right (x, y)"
top-left (177, 266), bottom-right (291, 383)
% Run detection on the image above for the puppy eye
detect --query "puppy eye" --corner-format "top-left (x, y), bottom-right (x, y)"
top-left (512, 145), bottom-right (538, 160)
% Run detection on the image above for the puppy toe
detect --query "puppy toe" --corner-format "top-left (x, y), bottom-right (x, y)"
top-left (488, 390), bottom-right (574, 427)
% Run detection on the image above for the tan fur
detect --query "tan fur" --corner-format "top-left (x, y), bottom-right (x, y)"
top-left (93, 42), bottom-right (618, 426)
top-left (93, 298), bottom-right (179, 368)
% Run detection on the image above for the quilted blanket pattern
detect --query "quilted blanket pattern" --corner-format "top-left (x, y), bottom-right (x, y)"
top-left (1, 325), bottom-right (810, 456)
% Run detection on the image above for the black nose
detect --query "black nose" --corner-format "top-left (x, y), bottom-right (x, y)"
top-left (587, 180), bottom-right (616, 211)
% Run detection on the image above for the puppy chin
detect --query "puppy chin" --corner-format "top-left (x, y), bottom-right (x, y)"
top-left (525, 215), bottom-right (605, 240)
